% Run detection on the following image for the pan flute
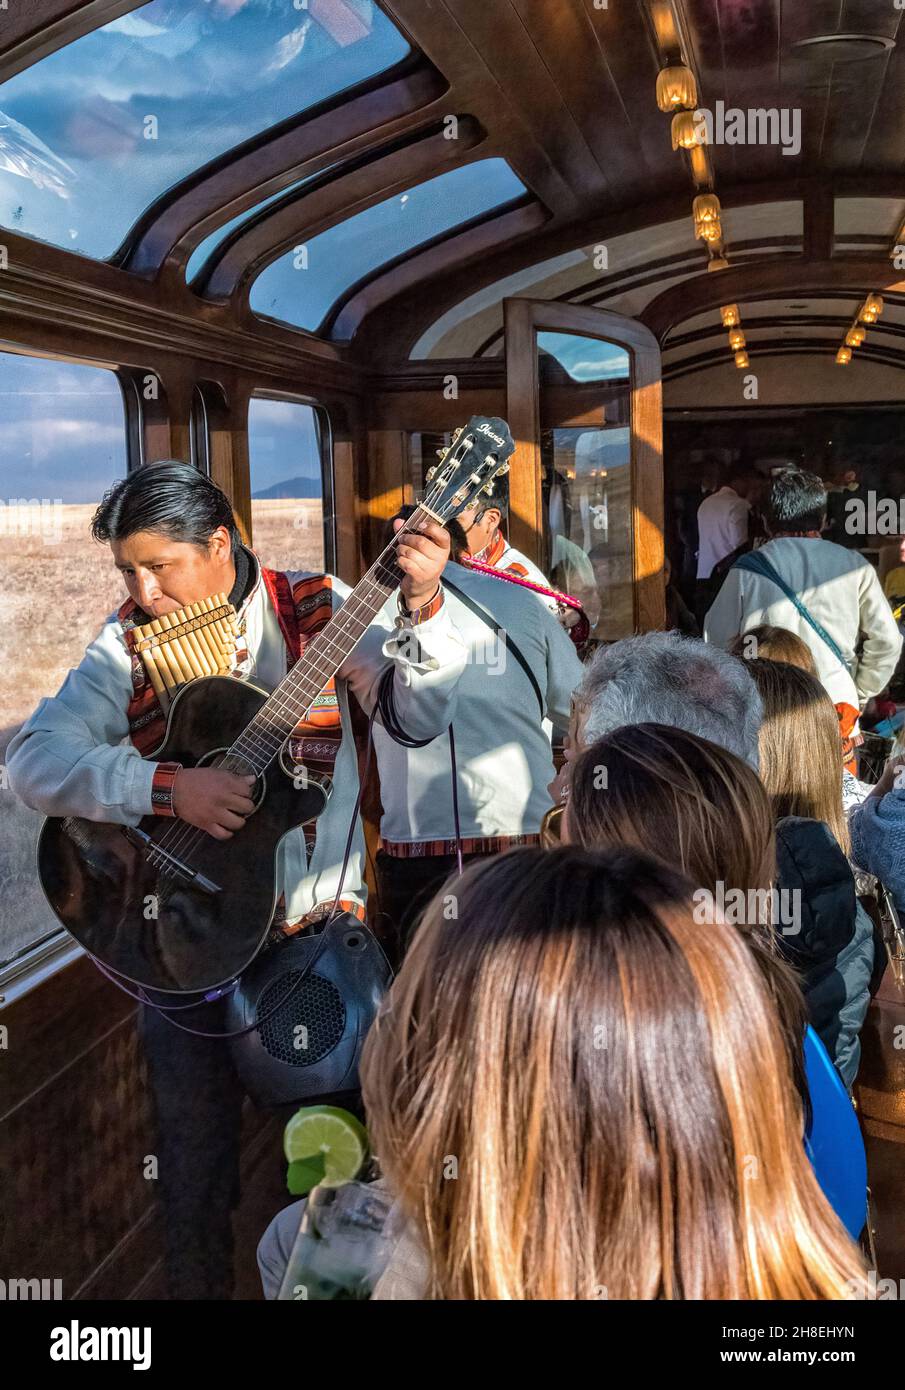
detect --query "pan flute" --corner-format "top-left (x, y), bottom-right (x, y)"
top-left (132, 593), bottom-right (241, 704)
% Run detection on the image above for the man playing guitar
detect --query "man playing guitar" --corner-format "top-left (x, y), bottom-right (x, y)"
top-left (7, 459), bottom-right (463, 1300)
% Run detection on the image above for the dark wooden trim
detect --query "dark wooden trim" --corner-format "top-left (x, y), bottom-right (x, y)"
top-left (127, 65), bottom-right (449, 281)
top-left (644, 258), bottom-right (905, 342)
top-left (329, 201), bottom-right (549, 342)
top-left (207, 120), bottom-right (488, 305)
top-left (663, 343), bottom-right (905, 381)
top-left (0, 0), bottom-right (143, 80)
top-left (503, 298), bottom-right (665, 632)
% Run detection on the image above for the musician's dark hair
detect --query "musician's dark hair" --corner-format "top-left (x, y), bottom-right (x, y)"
top-left (91, 460), bottom-right (242, 555)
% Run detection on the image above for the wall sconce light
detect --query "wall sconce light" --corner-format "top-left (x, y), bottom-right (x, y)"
top-left (656, 64), bottom-right (698, 112)
top-left (671, 110), bottom-right (706, 149)
top-left (836, 346), bottom-right (852, 365)
top-left (720, 304), bottom-right (740, 327)
top-left (729, 328), bottom-right (746, 350)
top-left (734, 350), bottom-right (749, 368)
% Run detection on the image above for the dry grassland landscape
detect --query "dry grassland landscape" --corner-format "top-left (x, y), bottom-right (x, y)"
top-left (0, 498), bottom-right (323, 963)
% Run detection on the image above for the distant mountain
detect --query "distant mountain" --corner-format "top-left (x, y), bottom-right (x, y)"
top-left (252, 476), bottom-right (321, 500)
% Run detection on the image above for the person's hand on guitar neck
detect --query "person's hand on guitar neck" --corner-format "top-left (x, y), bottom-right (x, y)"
top-left (394, 517), bottom-right (451, 614)
top-left (171, 767), bottom-right (256, 840)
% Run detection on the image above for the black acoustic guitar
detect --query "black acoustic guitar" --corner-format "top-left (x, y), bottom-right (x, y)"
top-left (38, 418), bottom-right (515, 994)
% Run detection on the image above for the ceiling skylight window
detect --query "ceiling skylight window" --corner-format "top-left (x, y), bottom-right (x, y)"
top-left (250, 158), bottom-right (527, 332)
top-left (0, 0), bottom-right (409, 259)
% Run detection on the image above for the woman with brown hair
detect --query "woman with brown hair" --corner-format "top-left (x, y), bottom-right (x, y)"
top-left (740, 659), bottom-right (874, 1088)
top-left (563, 722), bottom-right (807, 1100)
top-left (356, 847), bottom-right (864, 1299)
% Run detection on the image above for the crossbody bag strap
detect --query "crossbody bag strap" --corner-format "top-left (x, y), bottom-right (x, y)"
top-left (442, 574), bottom-right (545, 718)
top-left (733, 551), bottom-right (846, 665)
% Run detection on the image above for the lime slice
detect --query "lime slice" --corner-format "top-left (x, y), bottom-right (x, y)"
top-left (283, 1105), bottom-right (368, 1189)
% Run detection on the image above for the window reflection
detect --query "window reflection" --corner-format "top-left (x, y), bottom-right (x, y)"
top-left (0, 0), bottom-right (409, 259)
top-left (538, 331), bottom-right (633, 641)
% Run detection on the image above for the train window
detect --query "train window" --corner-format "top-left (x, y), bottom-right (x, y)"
top-left (0, 352), bottom-right (127, 968)
top-left (250, 159), bottom-right (527, 332)
top-left (247, 397), bottom-right (330, 576)
top-left (537, 330), bottom-right (633, 642)
top-left (0, 0), bottom-right (409, 260)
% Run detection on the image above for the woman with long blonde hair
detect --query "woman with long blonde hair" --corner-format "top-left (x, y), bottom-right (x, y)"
top-left (360, 847), bottom-right (864, 1300)
top-left (737, 658), bottom-right (872, 1087)
top-left (745, 657), bottom-right (849, 852)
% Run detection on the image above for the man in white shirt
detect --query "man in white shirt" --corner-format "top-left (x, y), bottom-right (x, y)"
top-left (694, 468), bottom-right (752, 625)
top-left (704, 468), bottom-right (902, 716)
top-left (373, 546), bottom-right (585, 956)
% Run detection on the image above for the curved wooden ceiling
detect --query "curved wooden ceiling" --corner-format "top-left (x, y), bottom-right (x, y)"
top-left (2, 0), bottom-right (905, 379)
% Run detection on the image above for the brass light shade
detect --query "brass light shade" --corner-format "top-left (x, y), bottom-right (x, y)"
top-left (734, 350), bottom-right (749, 368)
top-left (836, 346), bottom-right (852, 364)
top-left (693, 193), bottom-right (722, 223)
top-left (656, 64), bottom-right (698, 112)
top-left (845, 326), bottom-right (865, 348)
top-left (720, 304), bottom-right (740, 327)
top-left (671, 110), bottom-right (706, 149)
top-left (708, 255), bottom-right (730, 272)
top-left (698, 219), bottom-right (724, 244)
top-left (729, 328), bottom-right (746, 350)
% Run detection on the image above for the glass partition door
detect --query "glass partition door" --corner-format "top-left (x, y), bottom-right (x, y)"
top-left (505, 300), bottom-right (664, 638)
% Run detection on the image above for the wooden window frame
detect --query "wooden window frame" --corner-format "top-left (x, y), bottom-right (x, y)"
top-left (503, 297), bottom-right (665, 634)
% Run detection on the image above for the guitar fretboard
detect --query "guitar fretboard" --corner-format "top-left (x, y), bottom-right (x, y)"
top-left (224, 505), bottom-right (434, 775)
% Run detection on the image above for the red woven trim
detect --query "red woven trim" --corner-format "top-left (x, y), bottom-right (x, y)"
top-left (261, 567), bottom-right (302, 664)
top-left (380, 833), bottom-right (541, 858)
top-left (398, 585), bottom-right (444, 625)
top-left (473, 531), bottom-right (507, 567)
top-left (151, 761), bottom-right (181, 817)
top-left (462, 556), bottom-right (582, 610)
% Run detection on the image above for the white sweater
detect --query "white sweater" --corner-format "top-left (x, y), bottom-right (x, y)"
top-left (374, 561), bottom-right (585, 843)
top-left (704, 536), bottom-right (902, 707)
top-left (6, 558), bottom-right (467, 924)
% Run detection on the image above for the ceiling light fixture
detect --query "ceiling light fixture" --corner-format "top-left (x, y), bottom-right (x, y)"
top-left (671, 110), bottom-right (706, 149)
top-left (656, 64), bottom-right (698, 111)
top-left (836, 346), bottom-right (852, 364)
top-left (720, 304), bottom-right (740, 327)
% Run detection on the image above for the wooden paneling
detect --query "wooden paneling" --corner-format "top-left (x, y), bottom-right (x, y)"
top-left (504, 298), bottom-right (665, 632)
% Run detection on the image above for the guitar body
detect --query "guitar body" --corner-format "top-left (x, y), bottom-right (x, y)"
top-left (37, 677), bottom-right (329, 995)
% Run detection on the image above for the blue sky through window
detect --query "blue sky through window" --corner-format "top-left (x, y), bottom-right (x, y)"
top-left (537, 332), bottom-right (630, 382)
top-left (0, 0), bottom-right (409, 259)
top-left (250, 158), bottom-right (527, 332)
top-left (0, 352), bottom-right (126, 501)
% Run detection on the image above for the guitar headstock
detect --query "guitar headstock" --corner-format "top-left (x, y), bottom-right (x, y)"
top-left (420, 417), bottom-right (515, 524)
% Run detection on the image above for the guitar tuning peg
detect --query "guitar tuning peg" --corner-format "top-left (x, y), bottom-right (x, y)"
top-left (425, 465), bottom-right (438, 482)
top-left (497, 462), bottom-right (510, 475)
top-left (435, 448), bottom-right (446, 459)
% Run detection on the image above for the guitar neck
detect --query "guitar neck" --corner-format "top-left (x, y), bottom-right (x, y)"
top-left (227, 504), bottom-right (437, 774)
